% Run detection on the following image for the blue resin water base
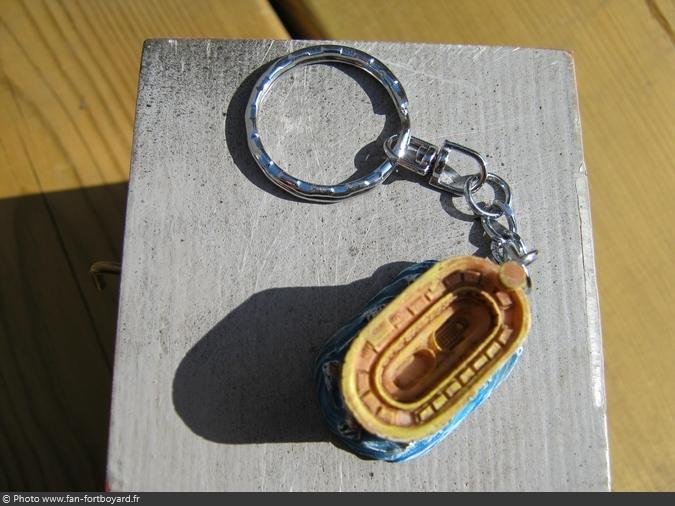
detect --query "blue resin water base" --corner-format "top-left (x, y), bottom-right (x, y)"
top-left (315, 260), bottom-right (523, 462)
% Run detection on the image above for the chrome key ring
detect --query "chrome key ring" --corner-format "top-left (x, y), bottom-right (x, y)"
top-left (244, 44), bottom-right (536, 270)
top-left (245, 44), bottom-right (412, 202)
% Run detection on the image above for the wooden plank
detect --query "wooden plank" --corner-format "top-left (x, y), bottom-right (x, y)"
top-left (272, 0), bottom-right (675, 490)
top-left (0, 0), bottom-right (288, 491)
top-left (0, 184), bottom-right (125, 490)
top-left (108, 39), bottom-right (608, 491)
top-left (0, 0), bottom-right (289, 349)
top-left (0, 0), bottom-right (289, 198)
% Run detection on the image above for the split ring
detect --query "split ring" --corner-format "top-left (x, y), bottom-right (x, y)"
top-left (245, 45), bottom-right (412, 202)
top-left (464, 173), bottom-right (512, 219)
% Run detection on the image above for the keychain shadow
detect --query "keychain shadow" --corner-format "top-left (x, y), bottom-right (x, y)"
top-left (383, 172), bottom-right (494, 258)
top-left (225, 62), bottom-right (399, 201)
top-left (439, 192), bottom-right (493, 258)
top-left (172, 261), bottom-right (412, 444)
top-left (214, 64), bottom-right (493, 445)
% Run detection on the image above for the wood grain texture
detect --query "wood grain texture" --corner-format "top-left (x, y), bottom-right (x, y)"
top-left (0, 0), bottom-right (288, 491)
top-left (272, 0), bottom-right (675, 490)
top-left (0, 184), bottom-right (126, 491)
top-left (108, 39), bottom-right (608, 491)
top-left (0, 0), bottom-right (289, 198)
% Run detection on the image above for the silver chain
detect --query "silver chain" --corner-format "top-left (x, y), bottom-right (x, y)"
top-left (463, 175), bottom-right (538, 271)
top-left (384, 136), bottom-right (538, 282)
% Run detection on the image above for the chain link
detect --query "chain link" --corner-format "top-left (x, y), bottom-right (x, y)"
top-left (380, 132), bottom-right (537, 281)
top-left (463, 176), bottom-right (538, 276)
top-left (464, 173), bottom-right (512, 218)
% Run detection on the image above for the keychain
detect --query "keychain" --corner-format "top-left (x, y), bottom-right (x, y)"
top-left (245, 45), bottom-right (538, 462)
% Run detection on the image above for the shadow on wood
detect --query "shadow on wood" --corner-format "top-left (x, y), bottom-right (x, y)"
top-left (0, 183), bottom-right (127, 491)
top-left (172, 261), bottom-right (412, 444)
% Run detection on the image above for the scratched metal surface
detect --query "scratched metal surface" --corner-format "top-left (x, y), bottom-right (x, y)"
top-left (107, 40), bottom-right (609, 491)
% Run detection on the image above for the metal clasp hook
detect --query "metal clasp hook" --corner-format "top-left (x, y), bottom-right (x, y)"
top-left (90, 260), bottom-right (121, 291)
top-left (384, 135), bottom-right (488, 196)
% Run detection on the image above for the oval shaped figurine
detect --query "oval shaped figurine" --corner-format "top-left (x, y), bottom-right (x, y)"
top-left (340, 256), bottom-right (530, 442)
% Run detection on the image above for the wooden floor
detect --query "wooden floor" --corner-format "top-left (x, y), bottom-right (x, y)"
top-left (0, 0), bottom-right (673, 491)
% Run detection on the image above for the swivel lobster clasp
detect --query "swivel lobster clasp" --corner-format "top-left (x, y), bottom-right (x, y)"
top-left (384, 135), bottom-right (488, 196)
